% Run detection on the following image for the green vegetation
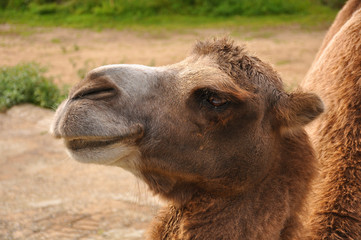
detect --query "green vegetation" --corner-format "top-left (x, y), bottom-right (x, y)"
top-left (2, 0), bottom-right (320, 16)
top-left (0, 63), bottom-right (68, 112)
top-left (0, 0), bottom-right (342, 30)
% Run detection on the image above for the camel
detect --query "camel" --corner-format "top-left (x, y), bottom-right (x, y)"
top-left (50, 1), bottom-right (360, 238)
top-left (301, 1), bottom-right (361, 238)
top-left (51, 38), bottom-right (324, 239)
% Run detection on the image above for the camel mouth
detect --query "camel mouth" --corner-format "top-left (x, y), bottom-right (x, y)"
top-left (63, 124), bottom-right (144, 151)
top-left (65, 137), bottom-right (125, 151)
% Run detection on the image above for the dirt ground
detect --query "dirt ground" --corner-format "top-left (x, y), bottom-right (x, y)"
top-left (0, 24), bottom-right (327, 239)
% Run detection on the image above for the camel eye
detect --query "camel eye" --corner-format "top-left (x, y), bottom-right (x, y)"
top-left (191, 88), bottom-right (230, 110)
top-left (207, 95), bottom-right (228, 107)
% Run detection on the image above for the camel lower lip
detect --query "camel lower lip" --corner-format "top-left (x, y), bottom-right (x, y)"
top-left (62, 124), bottom-right (144, 151)
top-left (65, 137), bottom-right (125, 151)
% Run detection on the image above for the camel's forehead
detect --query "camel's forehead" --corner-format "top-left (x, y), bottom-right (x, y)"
top-left (176, 55), bottom-right (225, 79)
top-left (171, 55), bottom-right (234, 92)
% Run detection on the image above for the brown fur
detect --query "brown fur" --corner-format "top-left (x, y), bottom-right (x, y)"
top-left (301, 2), bottom-right (361, 239)
top-left (52, 37), bottom-right (324, 239)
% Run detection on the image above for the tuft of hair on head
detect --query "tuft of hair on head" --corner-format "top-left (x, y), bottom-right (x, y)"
top-left (193, 37), bottom-right (247, 59)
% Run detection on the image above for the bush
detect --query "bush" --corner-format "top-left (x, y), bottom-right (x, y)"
top-left (0, 63), bottom-right (68, 112)
top-left (28, 2), bottom-right (59, 14)
top-left (321, 0), bottom-right (347, 9)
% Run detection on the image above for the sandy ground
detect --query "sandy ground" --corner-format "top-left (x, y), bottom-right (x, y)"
top-left (0, 24), bottom-right (326, 239)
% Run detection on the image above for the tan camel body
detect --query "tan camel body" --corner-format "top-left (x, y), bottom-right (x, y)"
top-left (301, 2), bottom-right (361, 239)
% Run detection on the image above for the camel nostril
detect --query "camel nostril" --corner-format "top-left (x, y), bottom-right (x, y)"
top-left (72, 87), bottom-right (117, 100)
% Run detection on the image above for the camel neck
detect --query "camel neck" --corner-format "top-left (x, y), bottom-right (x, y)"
top-left (148, 182), bottom-right (303, 240)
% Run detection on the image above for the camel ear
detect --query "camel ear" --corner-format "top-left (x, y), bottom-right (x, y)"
top-left (275, 92), bottom-right (324, 128)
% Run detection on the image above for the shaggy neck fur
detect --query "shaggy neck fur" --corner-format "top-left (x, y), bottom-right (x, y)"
top-left (148, 130), bottom-right (316, 240)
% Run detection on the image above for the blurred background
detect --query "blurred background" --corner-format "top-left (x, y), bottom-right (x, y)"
top-left (0, 0), bottom-right (345, 239)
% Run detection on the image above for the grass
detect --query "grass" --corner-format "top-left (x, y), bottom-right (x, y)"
top-left (0, 63), bottom-right (68, 112)
top-left (0, 5), bottom-right (337, 32)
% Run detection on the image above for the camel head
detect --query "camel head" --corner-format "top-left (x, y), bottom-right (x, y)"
top-left (51, 39), bottom-right (324, 205)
